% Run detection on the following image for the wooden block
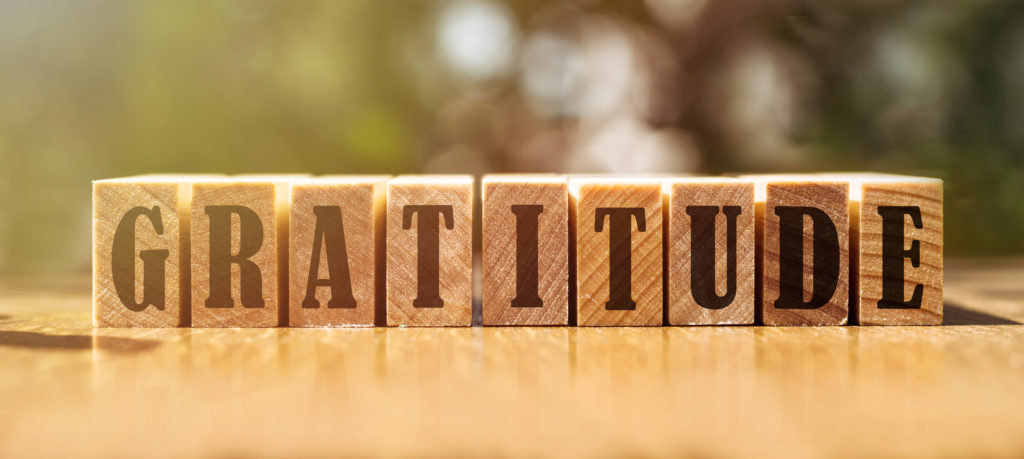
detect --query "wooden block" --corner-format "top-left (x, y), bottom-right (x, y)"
top-left (665, 178), bottom-right (756, 325)
top-left (570, 177), bottom-right (663, 326)
top-left (93, 176), bottom-right (191, 327)
top-left (191, 177), bottom-right (293, 327)
top-left (289, 176), bottom-right (388, 327)
top-left (482, 174), bottom-right (569, 326)
top-left (838, 173), bottom-right (943, 325)
top-left (746, 175), bottom-right (850, 326)
top-left (386, 175), bottom-right (473, 326)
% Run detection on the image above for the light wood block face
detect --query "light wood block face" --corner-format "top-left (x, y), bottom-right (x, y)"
top-left (753, 177), bottom-right (850, 326)
top-left (93, 177), bottom-right (188, 327)
top-left (289, 177), bottom-right (388, 327)
top-left (666, 178), bottom-right (755, 325)
top-left (386, 176), bottom-right (473, 326)
top-left (482, 175), bottom-right (569, 326)
top-left (849, 175), bottom-right (943, 325)
top-left (191, 179), bottom-right (285, 327)
top-left (571, 178), bottom-right (663, 326)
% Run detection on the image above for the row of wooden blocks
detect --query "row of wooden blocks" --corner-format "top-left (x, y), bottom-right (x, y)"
top-left (93, 173), bottom-right (943, 327)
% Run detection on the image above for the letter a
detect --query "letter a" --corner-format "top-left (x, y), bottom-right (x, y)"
top-left (302, 206), bottom-right (357, 309)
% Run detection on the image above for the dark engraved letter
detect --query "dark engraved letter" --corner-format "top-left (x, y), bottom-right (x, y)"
top-left (403, 205), bottom-right (454, 308)
top-left (302, 206), bottom-right (357, 309)
top-left (112, 206), bottom-right (169, 311)
top-left (595, 207), bottom-right (646, 311)
top-left (686, 206), bottom-right (740, 310)
top-left (877, 206), bottom-right (924, 309)
top-left (205, 205), bottom-right (265, 309)
top-left (510, 205), bottom-right (544, 308)
top-left (773, 206), bottom-right (840, 309)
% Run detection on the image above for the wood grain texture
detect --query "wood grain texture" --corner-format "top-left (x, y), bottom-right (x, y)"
top-left (666, 178), bottom-right (755, 325)
top-left (386, 175), bottom-right (473, 326)
top-left (847, 174), bottom-right (943, 325)
top-left (236, 174), bottom-right (307, 327)
top-left (750, 176), bottom-right (850, 326)
top-left (93, 176), bottom-right (188, 327)
top-left (289, 177), bottom-right (388, 327)
top-left (3, 258), bottom-right (1022, 458)
top-left (191, 178), bottom-right (286, 327)
top-left (482, 175), bottom-right (569, 325)
top-left (571, 177), bottom-right (663, 326)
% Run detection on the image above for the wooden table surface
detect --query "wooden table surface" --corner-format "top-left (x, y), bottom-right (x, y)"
top-left (2, 258), bottom-right (1023, 458)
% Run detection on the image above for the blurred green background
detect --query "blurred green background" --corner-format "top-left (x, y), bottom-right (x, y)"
top-left (1, 0), bottom-right (1022, 275)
